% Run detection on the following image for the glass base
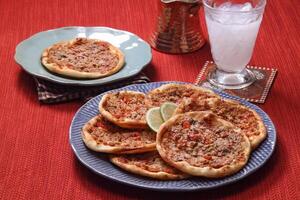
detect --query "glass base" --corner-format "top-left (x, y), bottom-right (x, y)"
top-left (208, 68), bottom-right (256, 89)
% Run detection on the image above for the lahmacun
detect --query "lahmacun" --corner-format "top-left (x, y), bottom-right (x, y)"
top-left (41, 38), bottom-right (124, 79)
top-left (110, 152), bottom-right (189, 180)
top-left (146, 83), bottom-right (219, 107)
top-left (210, 99), bottom-right (266, 149)
top-left (174, 97), bottom-right (218, 115)
top-left (174, 98), bottom-right (266, 149)
top-left (81, 115), bottom-right (156, 154)
top-left (156, 111), bottom-right (251, 178)
top-left (99, 91), bottom-right (149, 129)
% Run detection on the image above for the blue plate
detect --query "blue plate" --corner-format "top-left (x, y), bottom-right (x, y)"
top-left (15, 26), bottom-right (152, 86)
top-left (69, 82), bottom-right (276, 191)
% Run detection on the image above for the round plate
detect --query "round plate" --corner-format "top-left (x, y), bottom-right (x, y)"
top-left (69, 81), bottom-right (276, 191)
top-left (15, 26), bottom-right (152, 86)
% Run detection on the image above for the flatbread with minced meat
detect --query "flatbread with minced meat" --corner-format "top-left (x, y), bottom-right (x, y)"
top-left (146, 83), bottom-right (219, 107)
top-left (156, 111), bottom-right (251, 178)
top-left (41, 38), bottom-right (124, 79)
top-left (81, 115), bottom-right (156, 154)
top-left (110, 152), bottom-right (189, 180)
top-left (174, 98), bottom-right (266, 149)
top-left (99, 91), bottom-right (149, 129)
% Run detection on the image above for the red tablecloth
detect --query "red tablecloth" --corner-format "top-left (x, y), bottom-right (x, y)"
top-left (0, 0), bottom-right (299, 199)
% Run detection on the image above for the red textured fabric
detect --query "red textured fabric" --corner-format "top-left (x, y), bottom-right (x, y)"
top-left (0, 0), bottom-right (299, 199)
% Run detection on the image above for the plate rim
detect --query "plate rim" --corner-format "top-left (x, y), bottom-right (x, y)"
top-left (69, 81), bottom-right (277, 191)
top-left (14, 26), bottom-right (152, 86)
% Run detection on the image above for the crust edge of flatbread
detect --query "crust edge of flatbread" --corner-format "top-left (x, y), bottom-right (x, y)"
top-left (173, 97), bottom-right (219, 115)
top-left (81, 115), bottom-right (156, 154)
top-left (110, 155), bottom-right (189, 180)
top-left (145, 83), bottom-right (220, 107)
top-left (99, 91), bottom-right (148, 129)
top-left (41, 38), bottom-right (125, 79)
top-left (147, 83), bottom-right (219, 97)
top-left (156, 111), bottom-right (251, 178)
top-left (247, 109), bottom-right (267, 150)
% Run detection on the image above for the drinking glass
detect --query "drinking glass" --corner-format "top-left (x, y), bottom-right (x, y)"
top-left (203, 0), bottom-right (266, 89)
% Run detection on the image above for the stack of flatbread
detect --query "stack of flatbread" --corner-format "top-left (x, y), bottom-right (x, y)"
top-left (81, 84), bottom-right (267, 180)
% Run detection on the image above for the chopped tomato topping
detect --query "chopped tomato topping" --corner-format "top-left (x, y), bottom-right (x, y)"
top-left (203, 137), bottom-right (213, 144)
top-left (122, 96), bottom-right (130, 103)
top-left (96, 122), bottom-right (108, 129)
top-left (204, 155), bottom-right (212, 160)
top-left (188, 132), bottom-right (202, 141)
top-left (89, 126), bottom-right (97, 132)
top-left (163, 168), bottom-right (174, 173)
top-left (182, 120), bottom-right (191, 129)
top-left (113, 113), bottom-right (123, 118)
top-left (131, 132), bottom-right (140, 137)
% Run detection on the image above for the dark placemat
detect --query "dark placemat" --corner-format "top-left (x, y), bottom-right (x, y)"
top-left (195, 61), bottom-right (277, 103)
top-left (34, 73), bottom-right (150, 104)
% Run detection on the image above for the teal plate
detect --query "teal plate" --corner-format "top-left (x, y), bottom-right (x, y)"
top-left (14, 26), bottom-right (152, 86)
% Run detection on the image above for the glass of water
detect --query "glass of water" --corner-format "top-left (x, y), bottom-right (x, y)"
top-left (203, 0), bottom-right (266, 89)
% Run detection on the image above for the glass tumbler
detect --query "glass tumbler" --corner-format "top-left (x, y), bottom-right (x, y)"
top-left (203, 0), bottom-right (266, 89)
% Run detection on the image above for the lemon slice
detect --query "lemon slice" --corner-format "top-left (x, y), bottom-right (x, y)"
top-left (146, 107), bottom-right (164, 132)
top-left (160, 102), bottom-right (177, 121)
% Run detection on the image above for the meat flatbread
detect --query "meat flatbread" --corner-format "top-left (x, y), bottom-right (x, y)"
top-left (41, 38), bottom-right (124, 79)
top-left (156, 111), bottom-right (251, 178)
top-left (146, 83), bottom-right (219, 107)
top-left (81, 115), bottom-right (156, 154)
top-left (99, 91), bottom-right (149, 129)
top-left (110, 152), bottom-right (189, 180)
top-left (175, 98), bottom-right (266, 149)
top-left (210, 99), bottom-right (266, 149)
top-left (174, 97), bottom-right (218, 115)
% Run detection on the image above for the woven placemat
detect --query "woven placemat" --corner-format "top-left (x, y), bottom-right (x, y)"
top-left (195, 61), bottom-right (277, 103)
top-left (34, 73), bottom-right (150, 104)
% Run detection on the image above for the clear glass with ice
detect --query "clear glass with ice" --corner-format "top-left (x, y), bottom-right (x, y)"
top-left (203, 0), bottom-right (266, 89)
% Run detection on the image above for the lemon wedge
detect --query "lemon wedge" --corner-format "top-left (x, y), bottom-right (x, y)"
top-left (160, 102), bottom-right (177, 121)
top-left (146, 107), bottom-right (164, 132)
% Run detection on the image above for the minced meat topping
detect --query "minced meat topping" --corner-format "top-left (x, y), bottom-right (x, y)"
top-left (178, 98), bottom-right (214, 113)
top-left (105, 92), bottom-right (148, 121)
top-left (212, 100), bottom-right (260, 137)
top-left (46, 38), bottom-right (119, 73)
top-left (89, 115), bottom-right (155, 148)
top-left (115, 152), bottom-right (184, 174)
top-left (147, 85), bottom-right (216, 107)
top-left (161, 114), bottom-right (247, 169)
top-left (177, 98), bottom-right (261, 138)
